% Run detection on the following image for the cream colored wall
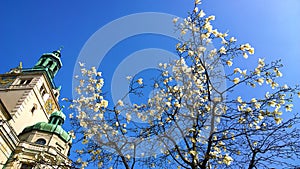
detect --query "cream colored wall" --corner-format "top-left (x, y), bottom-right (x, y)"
top-left (2, 73), bottom-right (60, 135)
top-left (7, 88), bottom-right (49, 135)
top-left (48, 134), bottom-right (70, 156)
top-left (0, 90), bottom-right (25, 114)
top-left (19, 129), bottom-right (70, 157)
top-left (0, 119), bottom-right (19, 169)
top-left (4, 141), bottom-right (71, 169)
top-left (0, 136), bottom-right (12, 167)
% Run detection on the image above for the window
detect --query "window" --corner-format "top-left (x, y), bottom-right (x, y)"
top-left (21, 163), bottom-right (34, 169)
top-left (35, 138), bottom-right (46, 145)
top-left (52, 118), bottom-right (58, 125)
top-left (40, 85), bottom-right (46, 96)
top-left (18, 79), bottom-right (31, 86)
top-left (40, 85), bottom-right (49, 101)
top-left (38, 58), bottom-right (46, 66)
top-left (31, 104), bottom-right (37, 113)
top-left (47, 60), bottom-right (53, 69)
top-left (56, 142), bottom-right (65, 152)
top-left (53, 66), bottom-right (58, 73)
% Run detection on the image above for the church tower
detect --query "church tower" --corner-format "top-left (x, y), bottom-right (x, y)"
top-left (0, 50), bottom-right (72, 168)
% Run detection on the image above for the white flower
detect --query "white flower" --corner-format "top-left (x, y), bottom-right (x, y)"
top-left (68, 130), bottom-right (76, 139)
top-left (229, 37), bottom-right (237, 42)
top-left (82, 139), bottom-right (88, 144)
top-left (254, 103), bottom-right (261, 109)
top-left (100, 100), bottom-right (108, 108)
top-left (212, 29), bottom-right (218, 36)
top-left (271, 81), bottom-right (278, 89)
top-left (243, 52), bottom-right (248, 59)
top-left (96, 83), bottom-right (102, 89)
top-left (209, 49), bottom-right (217, 58)
top-left (193, 7), bottom-right (199, 13)
top-left (219, 46), bottom-right (226, 54)
top-left (258, 58), bottom-right (265, 67)
top-left (258, 115), bottom-right (264, 121)
top-left (241, 69), bottom-right (247, 76)
top-left (137, 78), bottom-right (143, 85)
top-left (205, 39), bottom-right (211, 44)
top-left (226, 60), bottom-right (233, 67)
top-left (181, 29), bottom-right (186, 35)
top-left (79, 62), bottom-right (85, 67)
top-left (126, 154), bottom-right (131, 160)
top-left (245, 107), bottom-right (252, 112)
top-left (198, 10), bottom-right (205, 18)
top-left (275, 111), bottom-right (282, 116)
top-left (255, 68), bottom-right (261, 75)
top-left (253, 141), bottom-right (258, 146)
top-left (62, 98), bottom-right (69, 101)
top-left (126, 76), bottom-right (132, 80)
top-left (256, 78), bottom-right (264, 85)
top-left (76, 158), bottom-right (82, 163)
top-left (266, 78), bottom-right (272, 84)
top-left (275, 117), bottom-right (282, 124)
top-left (189, 150), bottom-right (197, 156)
top-left (233, 77), bottom-right (240, 84)
top-left (174, 102), bottom-right (180, 108)
top-left (195, 0), bottom-right (201, 4)
top-left (248, 47), bottom-right (255, 54)
top-left (173, 17), bottom-right (179, 24)
top-left (126, 113), bottom-right (131, 123)
top-left (117, 100), bottom-right (124, 106)
top-left (268, 100), bottom-right (276, 107)
top-left (240, 43), bottom-right (251, 51)
top-left (98, 113), bottom-right (103, 119)
top-left (237, 96), bottom-right (242, 103)
top-left (166, 102), bottom-right (171, 107)
top-left (207, 15), bottom-right (215, 21)
top-left (233, 68), bottom-right (241, 74)
top-left (285, 104), bottom-right (293, 112)
top-left (198, 46), bottom-right (206, 52)
top-left (188, 50), bottom-right (194, 56)
top-left (276, 70), bottom-right (283, 77)
top-left (282, 84), bottom-right (289, 89)
top-left (221, 39), bottom-right (228, 44)
top-left (223, 154), bottom-right (233, 165)
top-left (251, 98), bottom-right (257, 103)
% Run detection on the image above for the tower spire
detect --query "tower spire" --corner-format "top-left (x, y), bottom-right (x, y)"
top-left (32, 48), bottom-right (63, 80)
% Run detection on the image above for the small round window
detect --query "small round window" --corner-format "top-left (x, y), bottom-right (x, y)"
top-left (35, 138), bottom-right (46, 145)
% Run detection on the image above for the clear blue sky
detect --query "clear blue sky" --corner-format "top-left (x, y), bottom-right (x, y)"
top-left (1, 0), bottom-right (300, 167)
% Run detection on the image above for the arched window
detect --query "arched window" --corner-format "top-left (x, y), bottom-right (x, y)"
top-left (47, 60), bottom-right (53, 69)
top-left (21, 163), bottom-right (34, 169)
top-left (35, 138), bottom-right (46, 145)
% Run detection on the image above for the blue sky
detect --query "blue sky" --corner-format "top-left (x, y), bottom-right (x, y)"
top-left (1, 0), bottom-right (300, 167)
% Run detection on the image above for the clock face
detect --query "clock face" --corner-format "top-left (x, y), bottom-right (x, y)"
top-left (0, 76), bottom-right (16, 88)
top-left (45, 97), bottom-right (56, 114)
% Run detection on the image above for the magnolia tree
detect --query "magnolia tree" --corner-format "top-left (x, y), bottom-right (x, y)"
top-left (68, 1), bottom-right (300, 169)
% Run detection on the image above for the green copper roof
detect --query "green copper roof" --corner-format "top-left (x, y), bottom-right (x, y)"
top-left (50, 110), bottom-right (66, 121)
top-left (23, 49), bottom-right (63, 82)
top-left (21, 111), bottom-right (71, 143)
top-left (22, 122), bottom-right (71, 142)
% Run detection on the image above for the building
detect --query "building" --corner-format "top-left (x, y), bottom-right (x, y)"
top-left (0, 50), bottom-right (72, 168)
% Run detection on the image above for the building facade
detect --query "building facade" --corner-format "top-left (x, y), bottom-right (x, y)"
top-left (0, 50), bottom-right (72, 168)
